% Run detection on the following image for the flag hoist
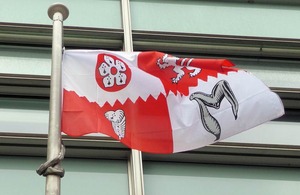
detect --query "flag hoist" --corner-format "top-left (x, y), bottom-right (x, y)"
top-left (36, 3), bottom-right (69, 195)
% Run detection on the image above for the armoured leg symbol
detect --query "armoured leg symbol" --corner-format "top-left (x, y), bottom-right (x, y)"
top-left (190, 80), bottom-right (238, 140)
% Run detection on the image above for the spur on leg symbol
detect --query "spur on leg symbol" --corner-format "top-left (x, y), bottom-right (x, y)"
top-left (190, 80), bottom-right (239, 141)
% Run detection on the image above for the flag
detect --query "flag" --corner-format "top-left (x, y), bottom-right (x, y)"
top-left (61, 50), bottom-right (284, 153)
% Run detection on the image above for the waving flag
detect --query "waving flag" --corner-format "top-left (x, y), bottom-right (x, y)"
top-left (61, 50), bottom-right (284, 153)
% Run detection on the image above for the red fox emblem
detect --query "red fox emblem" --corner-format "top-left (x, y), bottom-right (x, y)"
top-left (157, 54), bottom-right (201, 83)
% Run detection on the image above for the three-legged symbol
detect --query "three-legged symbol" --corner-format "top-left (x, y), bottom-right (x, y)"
top-left (190, 80), bottom-right (238, 140)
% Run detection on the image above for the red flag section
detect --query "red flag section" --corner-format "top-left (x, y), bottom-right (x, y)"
top-left (61, 50), bottom-right (284, 154)
top-left (62, 90), bottom-right (174, 153)
top-left (137, 51), bottom-right (237, 96)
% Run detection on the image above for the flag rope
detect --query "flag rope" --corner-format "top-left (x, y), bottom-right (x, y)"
top-left (36, 144), bottom-right (65, 177)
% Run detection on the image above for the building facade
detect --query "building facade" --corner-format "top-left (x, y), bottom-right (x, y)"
top-left (0, 0), bottom-right (300, 194)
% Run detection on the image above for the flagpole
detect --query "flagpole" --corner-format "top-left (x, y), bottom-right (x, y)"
top-left (121, 1), bottom-right (145, 195)
top-left (45, 3), bottom-right (69, 195)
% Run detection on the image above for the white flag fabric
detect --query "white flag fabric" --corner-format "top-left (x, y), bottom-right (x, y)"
top-left (61, 50), bottom-right (284, 153)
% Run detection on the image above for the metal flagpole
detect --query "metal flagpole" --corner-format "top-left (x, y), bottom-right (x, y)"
top-left (121, 1), bottom-right (145, 195)
top-left (36, 3), bottom-right (69, 195)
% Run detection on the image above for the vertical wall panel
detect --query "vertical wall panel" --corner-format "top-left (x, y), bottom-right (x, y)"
top-left (131, 0), bottom-right (300, 39)
top-left (144, 162), bottom-right (300, 195)
top-left (0, 0), bottom-right (122, 29)
top-left (0, 156), bottom-right (129, 195)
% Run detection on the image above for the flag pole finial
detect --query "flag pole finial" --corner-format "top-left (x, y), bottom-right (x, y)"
top-left (48, 3), bottom-right (69, 21)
